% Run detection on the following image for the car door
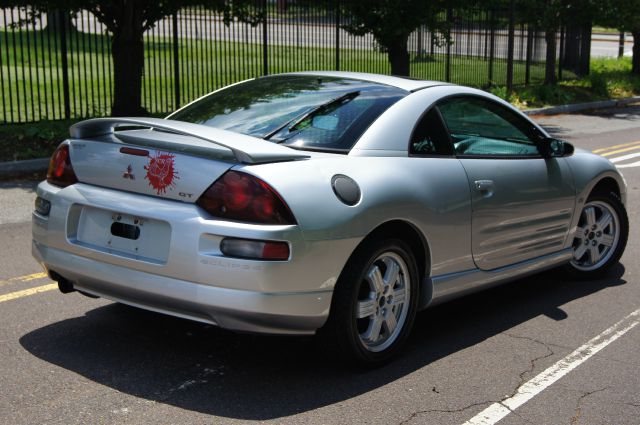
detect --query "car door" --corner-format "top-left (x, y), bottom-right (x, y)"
top-left (436, 96), bottom-right (576, 271)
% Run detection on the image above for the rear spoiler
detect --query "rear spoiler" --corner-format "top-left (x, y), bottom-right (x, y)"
top-left (69, 117), bottom-right (310, 164)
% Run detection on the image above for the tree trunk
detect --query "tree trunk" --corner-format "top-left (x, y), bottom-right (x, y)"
top-left (388, 35), bottom-right (410, 76)
top-left (578, 23), bottom-right (592, 76)
top-left (111, 33), bottom-right (146, 116)
top-left (110, 2), bottom-right (147, 116)
top-left (632, 30), bottom-right (640, 76)
top-left (563, 23), bottom-right (579, 71)
top-left (544, 29), bottom-right (557, 85)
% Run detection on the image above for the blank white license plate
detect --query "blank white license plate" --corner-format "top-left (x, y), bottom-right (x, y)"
top-left (75, 206), bottom-right (171, 263)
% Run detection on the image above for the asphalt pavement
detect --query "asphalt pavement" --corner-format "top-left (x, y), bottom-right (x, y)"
top-left (0, 107), bottom-right (639, 424)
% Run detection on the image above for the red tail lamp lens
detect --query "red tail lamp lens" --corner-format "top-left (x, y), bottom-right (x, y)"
top-left (47, 144), bottom-right (78, 187)
top-left (196, 171), bottom-right (296, 225)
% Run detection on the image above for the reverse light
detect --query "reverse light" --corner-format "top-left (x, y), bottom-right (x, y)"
top-left (47, 144), bottom-right (78, 187)
top-left (34, 196), bottom-right (51, 216)
top-left (196, 170), bottom-right (296, 225)
top-left (220, 238), bottom-right (290, 261)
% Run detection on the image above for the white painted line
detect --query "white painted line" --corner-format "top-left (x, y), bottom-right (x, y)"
top-left (461, 308), bottom-right (640, 425)
top-left (617, 161), bottom-right (640, 169)
top-left (609, 152), bottom-right (640, 163)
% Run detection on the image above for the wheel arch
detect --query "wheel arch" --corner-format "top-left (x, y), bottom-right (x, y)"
top-left (589, 176), bottom-right (621, 199)
top-left (342, 219), bottom-right (433, 309)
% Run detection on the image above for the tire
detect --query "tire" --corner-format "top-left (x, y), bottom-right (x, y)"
top-left (319, 237), bottom-right (420, 366)
top-left (564, 190), bottom-right (628, 279)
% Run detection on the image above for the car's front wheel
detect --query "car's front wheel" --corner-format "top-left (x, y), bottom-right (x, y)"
top-left (565, 191), bottom-right (628, 279)
top-left (320, 238), bottom-right (419, 366)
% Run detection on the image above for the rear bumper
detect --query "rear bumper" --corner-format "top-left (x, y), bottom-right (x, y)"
top-left (32, 181), bottom-right (360, 335)
top-left (33, 241), bottom-right (331, 335)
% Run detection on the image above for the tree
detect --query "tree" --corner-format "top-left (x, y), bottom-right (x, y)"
top-left (601, 0), bottom-right (640, 74)
top-left (518, 0), bottom-right (565, 85)
top-left (3, 0), bottom-right (261, 116)
top-left (338, 0), bottom-right (448, 76)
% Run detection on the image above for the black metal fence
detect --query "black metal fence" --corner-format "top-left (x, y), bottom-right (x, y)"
top-left (1, 4), bottom-right (570, 124)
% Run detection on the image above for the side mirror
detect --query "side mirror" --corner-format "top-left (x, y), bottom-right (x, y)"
top-left (539, 137), bottom-right (574, 158)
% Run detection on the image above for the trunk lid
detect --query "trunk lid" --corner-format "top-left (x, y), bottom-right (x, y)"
top-left (66, 118), bottom-right (309, 202)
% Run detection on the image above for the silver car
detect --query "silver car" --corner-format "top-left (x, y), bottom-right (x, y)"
top-left (32, 71), bottom-right (629, 365)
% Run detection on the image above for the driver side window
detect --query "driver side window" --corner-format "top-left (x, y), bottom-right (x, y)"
top-left (437, 96), bottom-right (540, 157)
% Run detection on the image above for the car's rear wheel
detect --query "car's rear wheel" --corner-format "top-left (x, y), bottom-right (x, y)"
top-left (565, 191), bottom-right (628, 279)
top-left (320, 238), bottom-right (419, 366)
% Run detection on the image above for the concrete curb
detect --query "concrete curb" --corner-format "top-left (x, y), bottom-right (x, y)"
top-left (0, 158), bottom-right (49, 179)
top-left (524, 96), bottom-right (640, 116)
top-left (1, 96), bottom-right (640, 179)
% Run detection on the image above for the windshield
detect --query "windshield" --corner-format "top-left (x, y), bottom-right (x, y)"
top-left (168, 75), bottom-right (407, 152)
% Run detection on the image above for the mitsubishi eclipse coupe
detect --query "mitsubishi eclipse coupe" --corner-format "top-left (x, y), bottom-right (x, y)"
top-left (32, 71), bottom-right (628, 364)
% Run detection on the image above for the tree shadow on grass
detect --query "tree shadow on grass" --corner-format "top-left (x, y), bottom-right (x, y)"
top-left (20, 265), bottom-right (626, 420)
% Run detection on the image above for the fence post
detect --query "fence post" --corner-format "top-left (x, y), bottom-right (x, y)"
top-left (335, 0), bottom-right (340, 71)
top-left (58, 10), bottom-right (71, 120)
top-left (506, 0), bottom-right (515, 92)
top-left (445, 8), bottom-right (452, 82)
top-left (488, 10), bottom-right (495, 85)
top-left (172, 12), bottom-right (180, 109)
top-left (525, 27), bottom-right (533, 85)
top-left (558, 26), bottom-right (564, 80)
top-left (619, 32), bottom-right (625, 58)
top-left (262, 0), bottom-right (268, 75)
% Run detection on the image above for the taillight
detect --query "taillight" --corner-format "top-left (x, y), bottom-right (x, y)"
top-left (196, 170), bottom-right (296, 225)
top-left (47, 144), bottom-right (78, 187)
top-left (220, 238), bottom-right (290, 261)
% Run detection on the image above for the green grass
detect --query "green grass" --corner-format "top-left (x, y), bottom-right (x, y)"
top-left (489, 57), bottom-right (640, 109)
top-left (1, 28), bottom-right (547, 124)
top-left (0, 118), bottom-right (79, 162)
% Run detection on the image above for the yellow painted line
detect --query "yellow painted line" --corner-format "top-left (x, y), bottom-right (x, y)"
top-left (592, 140), bottom-right (640, 154)
top-left (0, 272), bottom-right (48, 287)
top-left (599, 145), bottom-right (640, 157)
top-left (0, 283), bottom-right (57, 303)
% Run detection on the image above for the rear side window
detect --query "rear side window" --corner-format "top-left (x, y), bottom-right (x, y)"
top-left (169, 75), bottom-right (407, 153)
top-left (410, 108), bottom-right (453, 156)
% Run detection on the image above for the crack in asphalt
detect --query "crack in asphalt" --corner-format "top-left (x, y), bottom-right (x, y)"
top-left (397, 333), bottom-right (557, 425)
top-left (497, 401), bottom-right (537, 425)
top-left (397, 400), bottom-right (498, 425)
top-left (501, 332), bottom-right (556, 387)
top-left (569, 387), bottom-right (610, 425)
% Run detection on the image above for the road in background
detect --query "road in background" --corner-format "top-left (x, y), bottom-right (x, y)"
top-left (0, 107), bottom-right (638, 424)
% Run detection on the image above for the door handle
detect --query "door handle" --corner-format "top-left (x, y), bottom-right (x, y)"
top-left (474, 180), bottom-right (495, 197)
top-left (475, 180), bottom-right (494, 191)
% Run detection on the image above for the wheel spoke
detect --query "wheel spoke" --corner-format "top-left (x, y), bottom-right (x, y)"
top-left (356, 250), bottom-right (413, 353)
top-left (596, 211), bottom-right (613, 230)
top-left (363, 314), bottom-right (383, 343)
top-left (574, 226), bottom-right (586, 241)
top-left (589, 245), bottom-right (601, 263)
top-left (357, 299), bottom-right (376, 319)
top-left (384, 311), bottom-right (398, 335)
top-left (391, 288), bottom-right (406, 306)
top-left (366, 265), bottom-right (385, 293)
top-left (383, 259), bottom-right (400, 287)
top-left (600, 234), bottom-right (615, 247)
top-left (574, 244), bottom-right (588, 260)
top-left (584, 206), bottom-right (597, 227)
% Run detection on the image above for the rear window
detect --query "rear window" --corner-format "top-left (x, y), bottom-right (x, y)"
top-left (168, 75), bottom-right (407, 153)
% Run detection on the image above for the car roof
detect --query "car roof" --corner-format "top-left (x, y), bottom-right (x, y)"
top-left (281, 71), bottom-right (452, 92)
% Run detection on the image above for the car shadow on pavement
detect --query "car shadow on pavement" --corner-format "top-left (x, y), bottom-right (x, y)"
top-left (19, 265), bottom-right (626, 420)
